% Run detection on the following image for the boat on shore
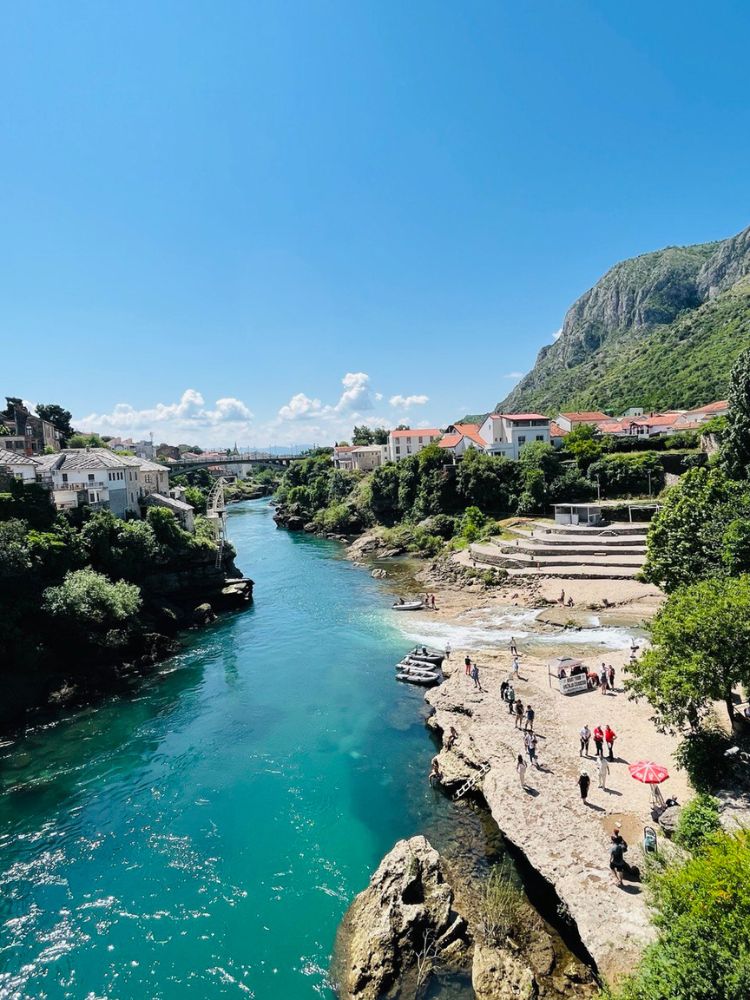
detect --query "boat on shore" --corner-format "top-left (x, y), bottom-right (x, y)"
top-left (406, 646), bottom-right (444, 665)
top-left (392, 600), bottom-right (424, 611)
top-left (395, 671), bottom-right (441, 687)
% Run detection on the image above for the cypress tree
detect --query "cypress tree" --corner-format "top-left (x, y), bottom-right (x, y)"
top-left (722, 347), bottom-right (750, 479)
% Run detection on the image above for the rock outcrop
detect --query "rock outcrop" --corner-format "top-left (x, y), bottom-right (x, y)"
top-left (333, 836), bottom-right (469, 999)
top-left (495, 223), bottom-right (750, 415)
top-left (472, 941), bottom-right (538, 1000)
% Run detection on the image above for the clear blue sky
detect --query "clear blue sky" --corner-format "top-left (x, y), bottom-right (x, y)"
top-left (1, 1), bottom-right (748, 446)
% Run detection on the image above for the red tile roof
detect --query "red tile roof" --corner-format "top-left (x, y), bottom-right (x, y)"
top-left (390, 428), bottom-right (442, 438)
top-left (453, 422), bottom-right (487, 446)
top-left (438, 433), bottom-right (462, 449)
top-left (559, 410), bottom-right (609, 421)
top-left (492, 413), bottom-right (549, 422)
top-left (549, 421), bottom-right (567, 437)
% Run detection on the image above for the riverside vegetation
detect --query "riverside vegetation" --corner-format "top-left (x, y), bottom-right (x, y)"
top-left (0, 481), bottom-right (251, 727)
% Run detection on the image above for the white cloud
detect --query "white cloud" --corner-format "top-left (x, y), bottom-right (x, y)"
top-left (76, 389), bottom-right (255, 446)
top-left (501, 372), bottom-right (524, 379)
top-left (389, 393), bottom-right (429, 408)
top-left (552, 328), bottom-right (563, 341)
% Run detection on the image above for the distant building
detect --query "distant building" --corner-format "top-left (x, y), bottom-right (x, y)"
top-left (332, 445), bottom-right (356, 470)
top-left (143, 491), bottom-right (195, 532)
top-left (477, 413), bottom-right (550, 460)
top-left (156, 444), bottom-right (181, 461)
top-left (0, 449), bottom-right (41, 483)
top-left (110, 437), bottom-right (156, 460)
top-left (387, 428), bottom-right (443, 462)
top-left (2, 399), bottom-right (62, 455)
top-left (556, 411), bottom-right (610, 433)
top-left (549, 421), bottom-right (567, 447)
top-left (36, 449), bottom-right (142, 516)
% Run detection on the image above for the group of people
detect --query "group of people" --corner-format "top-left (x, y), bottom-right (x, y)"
top-left (423, 593), bottom-right (437, 609)
top-left (579, 723), bottom-right (617, 760)
top-left (589, 662), bottom-right (616, 693)
top-left (558, 589), bottom-right (574, 607)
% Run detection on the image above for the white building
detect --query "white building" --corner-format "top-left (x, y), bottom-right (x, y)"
top-left (0, 450), bottom-right (41, 483)
top-left (555, 411), bottom-right (610, 433)
top-left (136, 459), bottom-right (170, 499)
top-left (387, 428), bottom-right (443, 462)
top-left (36, 449), bottom-right (142, 516)
top-left (477, 413), bottom-right (550, 460)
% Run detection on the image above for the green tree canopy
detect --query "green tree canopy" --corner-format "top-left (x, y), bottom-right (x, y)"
top-left (35, 403), bottom-right (74, 443)
top-left (67, 432), bottom-right (109, 450)
top-left (43, 568), bottom-right (142, 638)
top-left (643, 467), bottom-right (750, 591)
top-left (455, 449), bottom-right (520, 514)
top-left (626, 574), bottom-right (750, 729)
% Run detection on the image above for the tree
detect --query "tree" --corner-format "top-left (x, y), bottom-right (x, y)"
top-left (352, 425), bottom-right (374, 445)
top-left (372, 428), bottom-right (389, 445)
top-left (67, 432), bottom-right (109, 449)
top-left (721, 346), bottom-right (750, 479)
top-left (35, 403), bottom-right (73, 444)
top-left (610, 830), bottom-right (750, 1000)
top-left (626, 574), bottom-right (750, 729)
top-left (561, 424), bottom-right (603, 470)
top-left (456, 449), bottom-right (520, 514)
top-left (42, 568), bottom-right (142, 638)
top-left (587, 451), bottom-right (663, 497)
top-left (643, 467), bottom-right (750, 591)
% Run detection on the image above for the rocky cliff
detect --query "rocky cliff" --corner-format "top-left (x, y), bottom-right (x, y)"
top-left (498, 224), bottom-right (750, 414)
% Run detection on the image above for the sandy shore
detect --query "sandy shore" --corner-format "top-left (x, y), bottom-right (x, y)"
top-left (399, 568), bottom-right (687, 984)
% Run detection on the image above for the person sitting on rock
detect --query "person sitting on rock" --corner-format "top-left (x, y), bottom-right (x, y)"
top-left (445, 726), bottom-right (458, 750)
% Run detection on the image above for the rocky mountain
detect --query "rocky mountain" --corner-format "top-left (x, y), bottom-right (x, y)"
top-left (497, 224), bottom-right (750, 414)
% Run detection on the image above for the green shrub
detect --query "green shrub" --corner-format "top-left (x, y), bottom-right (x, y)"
top-left (42, 567), bottom-right (142, 640)
top-left (673, 724), bottom-right (733, 792)
top-left (476, 864), bottom-right (526, 946)
top-left (609, 830), bottom-right (750, 1000)
top-left (674, 794), bottom-right (721, 852)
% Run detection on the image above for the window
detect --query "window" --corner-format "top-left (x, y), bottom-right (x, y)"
top-left (62, 473), bottom-right (68, 483)
top-left (518, 435), bottom-right (526, 445)
top-left (536, 435), bottom-right (544, 441)
top-left (418, 436), bottom-right (423, 444)
top-left (145, 474), bottom-right (152, 484)
top-left (88, 474), bottom-right (95, 482)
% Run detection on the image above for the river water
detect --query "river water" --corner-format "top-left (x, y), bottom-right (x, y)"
top-left (0, 500), bottom-right (501, 999)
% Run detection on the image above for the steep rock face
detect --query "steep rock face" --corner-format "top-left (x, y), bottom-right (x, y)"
top-left (332, 836), bottom-right (469, 999)
top-left (498, 224), bottom-right (750, 414)
top-left (472, 941), bottom-right (538, 1000)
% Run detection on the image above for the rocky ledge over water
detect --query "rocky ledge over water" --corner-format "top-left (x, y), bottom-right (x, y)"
top-left (332, 835), bottom-right (595, 1000)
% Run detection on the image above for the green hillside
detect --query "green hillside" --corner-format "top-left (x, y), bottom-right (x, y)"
top-left (498, 225), bottom-right (750, 414)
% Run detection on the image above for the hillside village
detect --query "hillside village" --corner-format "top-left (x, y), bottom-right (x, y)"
top-left (332, 398), bottom-right (728, 471)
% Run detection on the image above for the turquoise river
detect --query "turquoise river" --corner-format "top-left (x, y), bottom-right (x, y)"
top-left (1, 500), bottom-right (501, 999)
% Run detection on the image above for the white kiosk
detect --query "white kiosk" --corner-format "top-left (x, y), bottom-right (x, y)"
top-left (548, 656), bottom-right (589, 695)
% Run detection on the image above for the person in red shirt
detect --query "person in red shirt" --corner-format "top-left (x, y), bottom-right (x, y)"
top-left (593, 725), bottom-right (604, 758)
top-left (604, 725), bottom-right (617, 762)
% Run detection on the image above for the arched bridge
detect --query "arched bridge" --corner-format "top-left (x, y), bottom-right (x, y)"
top-left (168, 453), bottom-right (305, 474)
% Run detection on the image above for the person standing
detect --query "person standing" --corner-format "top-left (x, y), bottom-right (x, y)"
top-left (593, 725), bottom-right (604, 758)
top-left (516, 753), bottom-right (528, 789)
top-left (507, 684), bottom-right (516, 714)
top-left (609, 836), bottom-right (627, 887)
top-left (579, 724), bottom-right (591, 757)
top-left (524, 705), bottom-right (535, 733)
top-left (510, 636), bottom-right (518, 657)
top-left (605, 724), bottom-right (617, 761)
top-left (607, 664), bottom-right (615, 691)
top-left (599, 663), bottom-right (608, 694)
top-left (512, 655), bottom-right (520, 679)
top-left (465, 655), bottom-right (472, 677)
top-left (514, 700), bottom-right (524, 729)
top-left (471, 663), bottom-right (483, 691)
top-left (598, 754), bottom-right (610, 789)
top-left (578, 769), bottom-right (591, 803)
top-left (444, 642), bottom-right (452, 660)
top-left (525, 731), bottom-right (540, 768)
top-left (500, 679), bottom-right (509, 702)
top-left (431, 594), bottom-right (436, 609)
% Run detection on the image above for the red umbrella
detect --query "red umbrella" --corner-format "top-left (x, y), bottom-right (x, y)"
top-left (628, 760), bottom-right (669, 784)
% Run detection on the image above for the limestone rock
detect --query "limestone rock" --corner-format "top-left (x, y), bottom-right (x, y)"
top-left (472, 940), bottom-right (538, 1000)
top-left (658, 805), bottom-right (681, 836)
top-left (371, 568), bottom-right (388, 579)
top-left (192, 602), bottom-right (216, 626)
top-left (333, 835), bottom-right (468, 999)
